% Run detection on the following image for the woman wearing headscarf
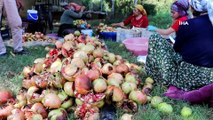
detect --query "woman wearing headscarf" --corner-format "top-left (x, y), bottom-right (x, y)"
top-left (147, 0), bottom-right (189, 35)
top-left (145, 0), bottom-right (213, 107)
top-left (111, 4), bottom-right (149, 28)
top-left (57, 2), bottom-right (86, 37)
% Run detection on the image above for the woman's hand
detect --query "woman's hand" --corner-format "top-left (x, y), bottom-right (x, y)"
top-left (147, 25), bottom-right (157, 31)
top-left (111, 22), bottom-right (125, 28)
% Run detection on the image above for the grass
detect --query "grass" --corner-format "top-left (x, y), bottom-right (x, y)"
top-left (0, 13), bottom-right (213, 119)
top-left (0, 46), bottom-right (48, 93)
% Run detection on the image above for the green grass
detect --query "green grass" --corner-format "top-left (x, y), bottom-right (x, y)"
top-left (0, 46), bottom-right (48, 93)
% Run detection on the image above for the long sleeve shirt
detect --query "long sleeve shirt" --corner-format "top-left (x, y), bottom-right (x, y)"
top-left (174, 15), bottom-right (213, 67)
top-left (60, 10), bottom-right (83, 25)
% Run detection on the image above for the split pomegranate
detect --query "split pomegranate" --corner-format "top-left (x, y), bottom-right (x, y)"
top-left (31, 103), bottom-right (47, 118)
top-left (0, 89), bottom-right (13, 105)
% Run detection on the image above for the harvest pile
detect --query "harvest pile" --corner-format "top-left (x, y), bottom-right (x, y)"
top-left (96, 23), bottom-right (116, 32)
top-left (22, 32), bottom-right (56, 43)
top-left (73, 20), bottom-right (91, 29)
top-left (0, 33), bottom-right (154, 120)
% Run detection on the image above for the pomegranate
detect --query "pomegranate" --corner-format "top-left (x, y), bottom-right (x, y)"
top-left (129, 90), bottom-right (147, 105)
top-left (113, 87), bottom-right (125, 102)
top-left (31, 103), bottom-right (47, 118)
top-left (107, 53), bottom-right (116, 63)
top-left (61, 64), bottom-right (78, 81)
top-left (64, 33), bottom-right (74, 41)
top-left (0, 104), bottom-right (14, 119)
top-left (116, 63), bottom-right (129, 74)
top-left (81, 44), bottom-right (95, 54)
top-left (93, 48), bottom-right (104, 58)
top-left (73, 51), bottom-right (89, 63)
top-left (120, 113), bottom-right (134, 120)
top-left (30, 114), bottom-right (43, 120)
top-left (86, 69), bottom-right (100, 81)
top-left (105, 86), bottom-right (125, 103)
top-left (14, 92), bottom-right (27, 108)
top-left (32, 75), bottom-right (48, 89)
top-left (62, 41), bottom-right (74, 51)
top-left (33, 63), bottom-right (44, 74)
top-left (108, 73), bottom-right (124, 82)
top-left (48, 108), bottom-right (67, 120)
top-left (71, 57), bottom-right (85, 69)
top-left (42, 93), bottom-right (62, 109)
top-left (151, 96), bottom-right (163, 108)
top-left (107, 78), bottom-right (120, 87)
top-left (0, 89), bottom-right (13, 105)
top-left (125, 73), bottom-right (138, 84)
top-left (157, 102), bottom-right (173, 114)
top-left (145, 77), bottom-right (154, 84)
top-left (58, 90), bottom-right (68, 102)
top-left (55, 41), bottom-right (63, 49)
top-left (75, 98), bottom-right (83, 106)
top-left (142, 83), bottom-right (153, 95)
top-left (101, 63), bottom-right (115, 75)
top-left (63, 82), bottom-right (74, 97)
top-left (75, 93), bottom-right (105, 104)
top-left (27, 86), bottom-right (39, 100)
top-left (92, 100), bottom-right (105, 108)
top-left (50, 58), bottom-right (62, 73)
top-left (93, 78), bottom-right (107, 93)
top-left (61, 99), bottom-right (73, 109)
top-left (87, 112), bottom-right (100, 120)
top-left (22, 79), bottom-right (36, 89)
top-left (7, 109), bottom-right (25, 120)
top-left (75, 74), bottom-right (92, 95)
top-left (77, 43), bottom-right (85, 49)
top-left (120, 100), bottom-right (138, 113)
top-left (22, 66), bottom-right (32, 78)
top-left (121, 82), bottom-right (137, 94)
top-left (74, 103), bottom-right (99, 119)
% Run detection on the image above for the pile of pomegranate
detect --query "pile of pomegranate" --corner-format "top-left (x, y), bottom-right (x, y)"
top-left (0, 33), bottom-right (153, 120)
top-left (22, 32), bottom-right (56, 43)
top-left (96, 23), bottom-right (116, 32)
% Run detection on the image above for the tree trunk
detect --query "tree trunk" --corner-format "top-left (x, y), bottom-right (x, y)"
top-left (134, 0), bottom-right (138, 5)
top-left (111, 0), bottom-right (115, 18)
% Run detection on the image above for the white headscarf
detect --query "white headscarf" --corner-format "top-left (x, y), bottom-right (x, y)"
top-left (189, 0), bottom-right (213, 25)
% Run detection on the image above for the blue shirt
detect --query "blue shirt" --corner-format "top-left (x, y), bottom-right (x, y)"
top-left (174, 15), bottom-right (213, 67)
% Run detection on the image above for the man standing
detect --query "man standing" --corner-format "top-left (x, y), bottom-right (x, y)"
top-left (0, 0), bottom-right (27, 56)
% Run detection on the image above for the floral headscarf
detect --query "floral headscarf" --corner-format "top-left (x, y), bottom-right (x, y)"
top-left (189, 0), bottom-right (213, 25)
top-left (171, 0), bottom-right (189, 17)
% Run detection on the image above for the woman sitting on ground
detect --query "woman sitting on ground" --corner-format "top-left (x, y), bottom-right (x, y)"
top-left (57, 2), bottom-right (85, 37)
top-left (111, 4), bottom-right (149, 28)
top-left (145, 0), bottom-right (213, 107)
top-left (147, 0), bottom-right (189, 36)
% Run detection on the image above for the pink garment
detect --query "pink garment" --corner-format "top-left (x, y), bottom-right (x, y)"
top-left (164, 84), bottom-right (213, 107)
top-left (0, 0), bottom-right (23, 54)
top-left (69, 2), bottom-right (82, 12)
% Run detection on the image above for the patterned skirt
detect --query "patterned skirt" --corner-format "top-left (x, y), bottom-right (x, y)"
top-left (145, 34), bottom-right (213, 91)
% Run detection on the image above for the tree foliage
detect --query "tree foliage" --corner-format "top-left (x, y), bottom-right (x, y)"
top-left (80, 0), bottom-right (173, 19)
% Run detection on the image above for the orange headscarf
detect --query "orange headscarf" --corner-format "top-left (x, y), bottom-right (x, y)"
top-left (135, 4), bottom-right (147, 16)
